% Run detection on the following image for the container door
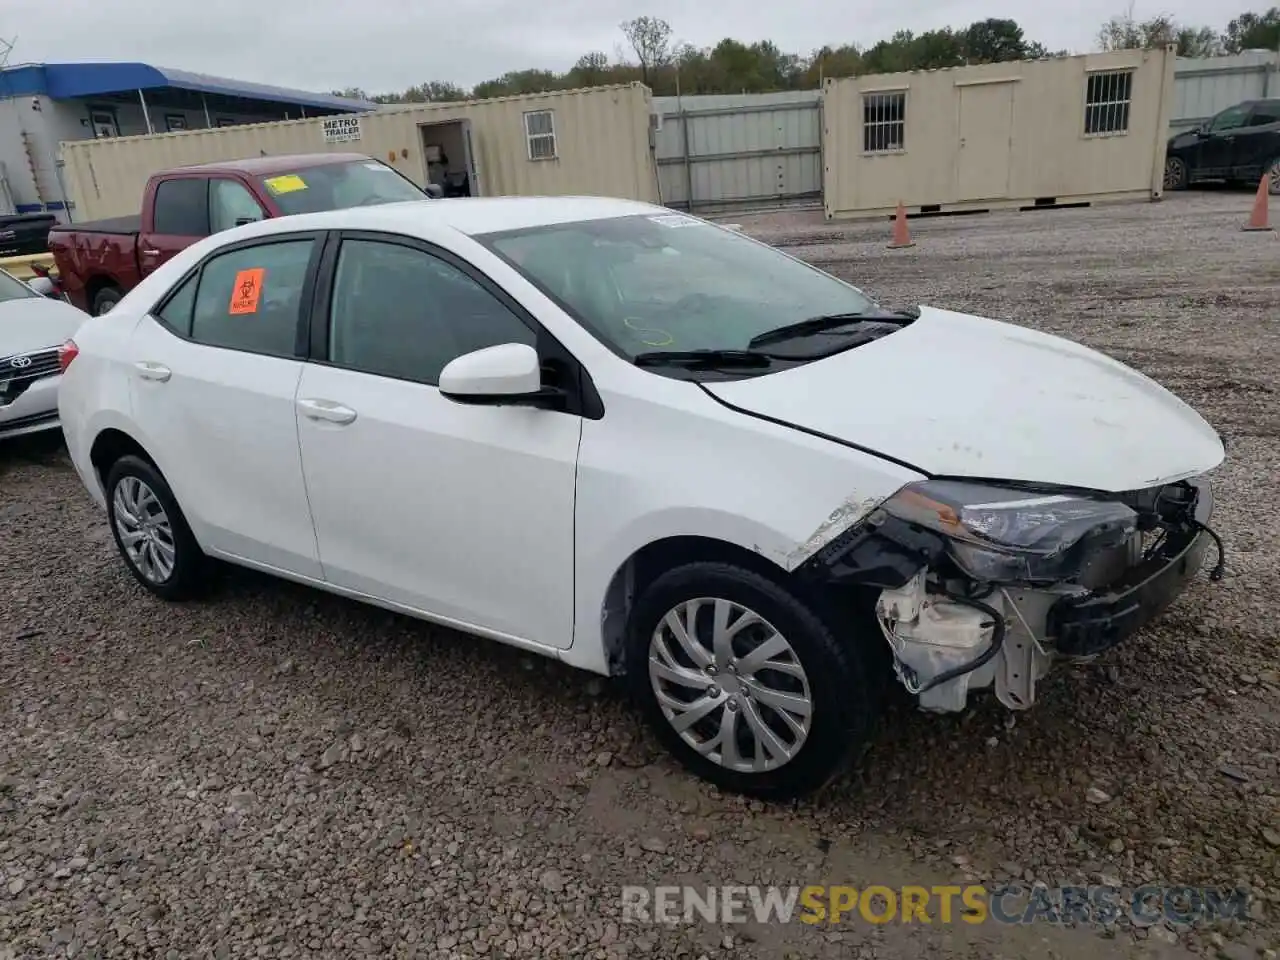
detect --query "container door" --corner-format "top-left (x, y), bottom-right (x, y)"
top-left (460, 119), bottom-right (480, 197)
top-left (956, 82), bottom-right (1015, 202)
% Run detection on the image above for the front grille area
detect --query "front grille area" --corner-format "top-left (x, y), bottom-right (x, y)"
top-left (0, 347), bottom-right (61, 406)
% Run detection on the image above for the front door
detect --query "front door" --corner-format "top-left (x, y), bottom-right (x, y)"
top-left (139, 177), bottom-right (212, 279)
top-left (127, 233), bottom-right (324, 577)
top-left (956, 83), bottom-right (1015, 202)
top-left (460, 119), bottom-right (480, 196)
top-left (1232, 103), bottom-right (1280, 181)
top-left (295, 233), bottom-right (580, 648)
top-left (1197, 104), bottom-right (1250, 178)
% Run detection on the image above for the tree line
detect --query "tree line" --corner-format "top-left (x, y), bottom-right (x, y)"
top-left (332, 7), bottom-right (1280, 104)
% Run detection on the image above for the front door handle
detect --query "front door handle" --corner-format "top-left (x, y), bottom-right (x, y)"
top-left (297, 398), bottom-right (357, 425)
top-left (133, 361), bottom-right (171, 382)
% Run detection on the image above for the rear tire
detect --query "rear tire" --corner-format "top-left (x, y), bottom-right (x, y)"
top-left (104, 455), bottom-right (207, 601)
top-left (1268, 158), bottom-right (1280, 197)
top-left (92, 286), bottom-right (123, 316)
top-left (625, 561), bottom-right (879, 800)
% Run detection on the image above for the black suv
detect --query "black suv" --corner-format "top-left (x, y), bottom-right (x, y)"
top-left (1165, 98), bottom-right (1280, 195)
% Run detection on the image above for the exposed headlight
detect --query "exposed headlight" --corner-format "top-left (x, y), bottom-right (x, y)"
top-left (879, 480), bottom-right (1137, 583)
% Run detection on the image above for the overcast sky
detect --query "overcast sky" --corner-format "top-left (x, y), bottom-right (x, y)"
top-left (3, 0), bottom-right (1243, 94)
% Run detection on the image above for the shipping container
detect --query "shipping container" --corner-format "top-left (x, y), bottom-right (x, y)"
top-left (60, 84), bottom-right (660, 221)
top-left (821, 47), bottom-right (1178, 220)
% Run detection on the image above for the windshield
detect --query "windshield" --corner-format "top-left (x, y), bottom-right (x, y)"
top-left (476, 213), bottom-right (877, 360)
top-left (258, 160), bottom-right (428, 215)
top-left (0, 269), bottom-right (37, 305)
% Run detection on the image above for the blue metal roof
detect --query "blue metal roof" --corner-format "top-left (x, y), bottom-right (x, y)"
top-left (0, 62), bottom-right (374, 112)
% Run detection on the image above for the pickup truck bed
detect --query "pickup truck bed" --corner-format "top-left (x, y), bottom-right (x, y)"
top-left (52, 215), bottom-right (142, 237)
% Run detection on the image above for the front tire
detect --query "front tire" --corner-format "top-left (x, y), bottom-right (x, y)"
top-left (1268, 158), bottom-right (1280, 197)
top-left (104, 455), bottom-right (207, 600)
top-left (625, 562), bottom-right (878, 800)
top-left (1164, 156), bottom-right (1189, 191)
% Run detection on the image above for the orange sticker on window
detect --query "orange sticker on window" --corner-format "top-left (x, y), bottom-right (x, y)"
top-left (228, 268), bottom-right (265, 315)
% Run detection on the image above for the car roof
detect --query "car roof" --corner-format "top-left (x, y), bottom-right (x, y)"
top-left (172, 153), bottom-right (373, 175)
top-left (223, 195), bottom-right (669, 240)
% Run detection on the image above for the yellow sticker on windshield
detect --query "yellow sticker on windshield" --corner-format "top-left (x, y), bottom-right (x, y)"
top-left (263, 174), bottom-right (308, 195)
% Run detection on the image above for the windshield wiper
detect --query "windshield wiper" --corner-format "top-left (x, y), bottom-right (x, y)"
top-left (633, 349), bottom-right (773, 370)
top-left (748, 307), bottom-right (919, 348)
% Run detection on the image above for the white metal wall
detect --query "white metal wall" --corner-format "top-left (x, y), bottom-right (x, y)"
top-left (652, 91), bottom-right (822, 213)
top-left (1171, 50), bottom-right (1280, 134)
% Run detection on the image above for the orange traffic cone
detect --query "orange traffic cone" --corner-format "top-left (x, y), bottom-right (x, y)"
top-left (1243, 173), bottom-right (1273, 232)
top-left (888, 201), bottom-right (915, 248)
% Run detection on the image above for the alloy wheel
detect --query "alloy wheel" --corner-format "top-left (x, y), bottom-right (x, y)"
top-left (112, 475), bottom-right (177, 583)
top-left (1269, 159), bottom-right (1280, 196)
top-left (647, 597), bottom-right (813, 773)
top-left (1163, 157), bottom-right (1186, 191)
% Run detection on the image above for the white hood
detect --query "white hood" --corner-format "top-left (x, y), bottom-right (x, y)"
top-left (0, 296), bottom-right (88, 358)
top-left (705, 306), bottom-right (1224, 492)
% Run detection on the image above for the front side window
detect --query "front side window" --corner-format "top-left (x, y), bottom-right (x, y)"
top-left (477, 213), bottom-right (877, 360)
top-left (327, 239), bottom-right (535, 385)
top-left (1208, 104), bottom-right (1249, 134)
top-left (258, 161), bottom-right (427, 215)
top-left (209, 179), bottom-right (266, 233)
top-left (189, 239), bottom-right (315, 357)
top-left (152, 178), bottom-right (210, 236)
top-left (0, 269), bottom-right (38, 304)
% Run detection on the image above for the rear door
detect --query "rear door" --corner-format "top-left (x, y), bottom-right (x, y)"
top-left (138, 177), bottom-right (212, 278)
top-left (127, 231), bottom-right (325, 577)
top-left (1233, 102), bottom-right (1280, 182)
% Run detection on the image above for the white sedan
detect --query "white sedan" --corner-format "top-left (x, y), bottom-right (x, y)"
top-left (57, 197), bottom-right (1225, 799)
top-left (0, 267), bottom-right (87, 441)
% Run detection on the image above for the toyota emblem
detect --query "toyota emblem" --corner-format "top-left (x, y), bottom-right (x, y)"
top-left (9, 355), bottom-right (32, 368)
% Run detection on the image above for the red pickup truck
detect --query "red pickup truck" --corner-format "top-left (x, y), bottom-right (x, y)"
top-left (49, 153), bottom-right (440, 316)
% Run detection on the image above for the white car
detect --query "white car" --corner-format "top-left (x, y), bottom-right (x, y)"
top-left (0, 267), bottom-right (87, 440)
top-left (56, 198), bottom-right (1226, 799)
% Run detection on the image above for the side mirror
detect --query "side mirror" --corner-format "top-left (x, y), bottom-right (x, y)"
top-left (424, 183), bottom-right (444, 199)
top-left (438, 342), bottom-right (563, 409)
top-left (1196, 128), bottom-right (1210, 138)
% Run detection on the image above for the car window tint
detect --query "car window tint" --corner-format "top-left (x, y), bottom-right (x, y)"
top-left (328, 239), bottom-right (535, 385)
top-left (152, 178), bottom-right (210, 236)
top-left (155, 273), bottom-right (198, 336)
top-left (190, 240), bottom-right (314, 357)
top-left (1249, 105), bottom-right (1280, 126)
top-left (1209, 106), bottom-right (1249, 133)
top-left (209, 179), bottom-right (265, 234)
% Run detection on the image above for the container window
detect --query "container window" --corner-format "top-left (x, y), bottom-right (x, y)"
top-left (524, 110), bottom-right (558, 160)
top-left (1084, 70), bottom-right (1133, 135)
top-left (863, 92), bottom-right (906, 153)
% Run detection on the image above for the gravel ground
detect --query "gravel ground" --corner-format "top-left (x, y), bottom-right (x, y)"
top-left (2, 189), bottom-right (1278, 960)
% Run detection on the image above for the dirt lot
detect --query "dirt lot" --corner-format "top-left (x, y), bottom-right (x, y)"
top-left (2, 190), bottom-right (1278, 960)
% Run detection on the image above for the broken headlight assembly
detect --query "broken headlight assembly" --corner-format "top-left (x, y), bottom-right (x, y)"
top-left (878, 480), bottom-right (1139, 584)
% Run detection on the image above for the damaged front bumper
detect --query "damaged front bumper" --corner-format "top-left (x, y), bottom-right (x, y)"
top-left (798, 477), bottom-right (1220, 713)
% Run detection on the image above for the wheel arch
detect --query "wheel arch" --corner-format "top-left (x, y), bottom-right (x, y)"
top-left (89, 427), bottom-right (160, 493)
top-left (597, 535), bottom-right (802, 677)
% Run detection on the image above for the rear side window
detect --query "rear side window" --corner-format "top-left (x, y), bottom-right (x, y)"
top-left (1250, 105), bottom-right (1280, 127)
top-left (152, 178), bottom-right (210, 236)
top-left (155, 274), bottom-right (197, 335)
top-left (189, 239), bottom-right (315, 358)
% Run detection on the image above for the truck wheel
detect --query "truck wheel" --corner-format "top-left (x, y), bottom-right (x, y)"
top-left (624, 561), bottom-right (878, 800)
top-left (92, 287), bottom-right (123, 316)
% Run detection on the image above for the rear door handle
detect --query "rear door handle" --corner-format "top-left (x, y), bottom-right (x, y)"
top-left (297, 398), bottom-right (357, 425)
top-left (133, 361), bottom-right (171, 382)
top-left (141, 248), bottom-right (160, 257)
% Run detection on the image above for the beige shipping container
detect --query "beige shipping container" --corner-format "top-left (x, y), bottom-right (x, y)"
top-left (60, 83), bottom-right (660, 221)
top-left (821, 47), bottom-right (1177, 220)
